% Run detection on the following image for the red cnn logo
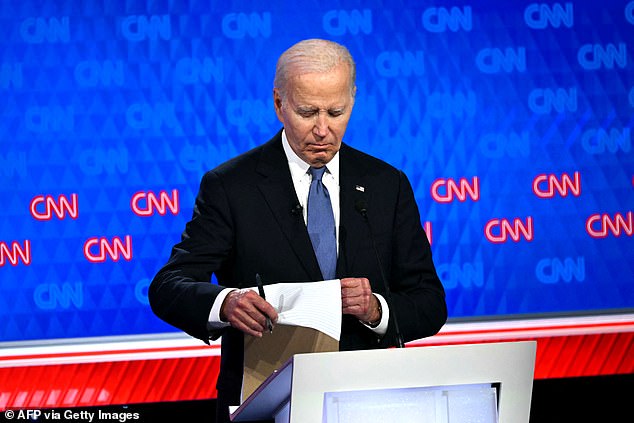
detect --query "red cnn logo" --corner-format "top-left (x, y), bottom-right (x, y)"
top-left (30, 193), bottom-right (79, 220)
top-left (83, 235), bottom-right (133, 263)
top-left (533, 172), bottom-right (581, 198)
top-left (586, 212), bottom-right (633, 238)
top-left (424, 221), bottom-right (433, 245)
top-left (0, 240), bottom-right (31, 266)
top-left (485, 217), bottom-right (534, 243)
top-left (130, 189), bottom-right (179, 216)
top-left (431, 177), bottom-right (480, 203)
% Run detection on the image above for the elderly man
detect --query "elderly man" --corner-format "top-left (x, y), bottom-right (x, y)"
top-left (149, 38), bottom-right (447, 422)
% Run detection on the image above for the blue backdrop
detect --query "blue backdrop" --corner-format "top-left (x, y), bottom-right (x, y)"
top-left (1, 0), bottom-right (633, 342)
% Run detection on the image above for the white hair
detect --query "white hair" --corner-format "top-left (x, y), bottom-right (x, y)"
top-left (274, 39), bottom-right (357, 100)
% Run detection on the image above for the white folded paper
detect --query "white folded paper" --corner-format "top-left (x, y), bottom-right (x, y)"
top-left (249, 279), bottom-right (342, 341)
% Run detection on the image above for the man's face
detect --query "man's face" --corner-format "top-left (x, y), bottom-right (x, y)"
top-left (273, 63), bottom-right (354, 167)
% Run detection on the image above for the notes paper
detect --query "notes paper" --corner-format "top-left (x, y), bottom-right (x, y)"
top-left (249, 279), bottom-right (342, 341)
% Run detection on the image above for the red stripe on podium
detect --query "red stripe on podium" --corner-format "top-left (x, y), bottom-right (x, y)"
top-left (0, 357), bottom-right (220, 410)
top-left (416, 331), bottom-right (634, 379)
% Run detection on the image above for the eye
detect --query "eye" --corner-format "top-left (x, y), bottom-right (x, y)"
top-left (297, 109), bottom-right (317, 118)
top-left (328, 109), bottom-right (345, 117)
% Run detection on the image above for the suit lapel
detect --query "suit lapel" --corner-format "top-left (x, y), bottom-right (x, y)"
top-left (338, 144), bottom-right (371, 275)
top-left (255, 134), bottom-right (323, 280)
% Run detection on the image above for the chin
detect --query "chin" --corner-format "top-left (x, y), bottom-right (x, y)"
top-left (307, 153), bottom-right (334, 167)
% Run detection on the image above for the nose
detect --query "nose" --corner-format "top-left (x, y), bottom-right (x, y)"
top-left (313, 113), bottom-right (329, 137)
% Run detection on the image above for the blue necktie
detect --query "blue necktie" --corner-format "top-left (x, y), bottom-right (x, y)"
top-left (307, 167), bottom-right (337, 280)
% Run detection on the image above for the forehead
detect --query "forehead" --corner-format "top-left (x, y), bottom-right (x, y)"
top-left (286, 65), bottom-right (353, 107)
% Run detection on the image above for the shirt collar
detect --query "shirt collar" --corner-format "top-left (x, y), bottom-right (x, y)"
top-left (281, 129), bottom-right (340, 179)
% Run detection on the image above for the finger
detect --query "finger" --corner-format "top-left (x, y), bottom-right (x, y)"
top-left (341, 278), bottom-right (366, 296)
top-left (342, 291), bottom-right (375, 319)
top-left (341, 278), bottom-right (371, 292)
top-left (342, 305), bottom-right (365, 319)
top-left (341, 295), bottom-right (364, 308)
top-left (342, 286), bottom-right (372, 302)
top-left (236, 288), bottom-right (278, 323)
top-left (342, 303), bottom-right (362, 313)
top-left (340, 278), bottom-right (360, 288)
top-left (223, 290), bottom-right (272, 336)
top-left (254, 299), bottom-right (279, 323)
top-left (226, 307), bottom-right (266, 336)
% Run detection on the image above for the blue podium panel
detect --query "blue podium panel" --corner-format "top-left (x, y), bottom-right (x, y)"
top-left (1, 1), bottom-right (633, 343)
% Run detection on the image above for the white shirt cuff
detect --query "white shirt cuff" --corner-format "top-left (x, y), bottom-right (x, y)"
top-left (363, 293), bottom-right (389, 336)
top-left (207, 287), bottom-right (236, 330)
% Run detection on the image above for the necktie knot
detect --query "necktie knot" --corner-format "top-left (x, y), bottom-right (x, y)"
top-left (309, 166), bottom-right (327, 182)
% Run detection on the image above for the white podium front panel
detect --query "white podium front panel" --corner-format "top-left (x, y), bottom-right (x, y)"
top-left (231, 341), bottom-right (536, 423)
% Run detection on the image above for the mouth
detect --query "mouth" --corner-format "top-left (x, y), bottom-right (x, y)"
top-left (309, 142), bottom-right (332, 149)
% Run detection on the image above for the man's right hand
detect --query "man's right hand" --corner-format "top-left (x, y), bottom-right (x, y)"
top-left (219, 289), bottom-right (278, 337)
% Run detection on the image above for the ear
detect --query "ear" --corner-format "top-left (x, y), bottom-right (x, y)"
top-left (273, 88), bottom-right (284, 123)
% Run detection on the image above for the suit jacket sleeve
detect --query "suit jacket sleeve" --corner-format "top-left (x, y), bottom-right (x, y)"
top-left (148, 170), bottom-right (234, 343)
top-left (383, 170), bottom-right (447, 345)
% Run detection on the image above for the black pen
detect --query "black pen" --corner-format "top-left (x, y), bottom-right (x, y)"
top-left (256, 273), bottom-right (273, 333)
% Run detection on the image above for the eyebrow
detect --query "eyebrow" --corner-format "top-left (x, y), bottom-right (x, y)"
top-left (296, 105), bottom-right (347, 113)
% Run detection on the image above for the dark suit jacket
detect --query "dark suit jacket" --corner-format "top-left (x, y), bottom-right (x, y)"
top-left (149, 129), bottom-right (447, 404)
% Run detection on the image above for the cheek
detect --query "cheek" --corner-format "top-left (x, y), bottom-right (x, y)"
top-left (287, 120), bottom-right (313, 137)
top-left (333, 121), bottom-right (350, 138)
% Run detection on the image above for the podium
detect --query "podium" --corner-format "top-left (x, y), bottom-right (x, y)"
top-left (230, 340), bottom-right (536, 423)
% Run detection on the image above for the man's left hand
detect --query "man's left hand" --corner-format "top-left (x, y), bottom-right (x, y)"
top-left (340, 277), bottom-right (381, 323)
